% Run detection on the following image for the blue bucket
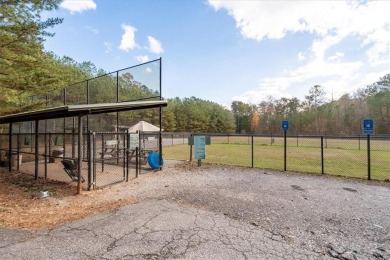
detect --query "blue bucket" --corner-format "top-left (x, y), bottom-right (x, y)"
top-left (147, 151), bottom-right (163, 170)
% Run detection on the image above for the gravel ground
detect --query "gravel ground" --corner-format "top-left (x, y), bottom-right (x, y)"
top-left (1, 162), bottom-right (389, 259)
top-left (120, 163), bottom-right (390, 259)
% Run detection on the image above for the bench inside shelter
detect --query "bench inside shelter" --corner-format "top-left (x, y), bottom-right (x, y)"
top-left (100, 140), bottom-right (120, 158)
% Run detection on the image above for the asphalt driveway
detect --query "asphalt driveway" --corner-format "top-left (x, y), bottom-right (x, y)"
top-left (1, 164), bottom-right (389, 259)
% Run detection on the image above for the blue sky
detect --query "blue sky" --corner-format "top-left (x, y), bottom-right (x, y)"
top-left (43, 0), bottom-right (390, 107)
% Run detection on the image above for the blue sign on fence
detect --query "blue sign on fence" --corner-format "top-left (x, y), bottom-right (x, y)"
top-left (363, 119), bottom-right (374, 135)
top-left (281, 120), bottom-right (289, 131)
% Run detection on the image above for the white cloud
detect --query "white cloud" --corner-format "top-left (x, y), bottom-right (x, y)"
top-left (145, 67), bottom-right (152, 73)
top-left (104, 42), bottom-right (113, 53)
top-left (328, 52), bottom-right (344, 62)
top-left (60, 0), bottom-right (96, 14)
top-left (85, 25), bottom-right (98, 34)
top-left (298, 52), bottom-right (306, 61)
top-left (119, 24), bottom-right (138, 52)
top-left (234, 58), bottom-right (364, 104)
top-left (135, 55), bottom-right (149, 63)
top-left (147, 36), bottom-right (164, 54)
top-left (208, 0), bottom-right (390, 103)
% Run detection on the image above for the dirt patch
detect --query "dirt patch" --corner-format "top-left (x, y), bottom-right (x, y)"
top-left (0, 169), bottom-right (135, 230)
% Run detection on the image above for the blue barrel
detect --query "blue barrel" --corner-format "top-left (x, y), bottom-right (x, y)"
top-left (147, 151), bottom-right (163, 170)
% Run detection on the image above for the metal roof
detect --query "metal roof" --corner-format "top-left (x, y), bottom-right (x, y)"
top-left (0, 100), bottom-right (167, 124)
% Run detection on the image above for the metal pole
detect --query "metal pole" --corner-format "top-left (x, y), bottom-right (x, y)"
top-left (367, 134), bottom-right (371, 180)
top-left (284, 130), bottom-right (287, 171)
top-left (87, 80), bottom-right (89, 132)
top-left (34, 120), bottom-right (39, 180)
top-left (48, 132), bottom-right (52, 163)
top-left (101, 133), bottom-right (104, 172)
top-left (44, 132), bottom-right (47, 178)
top-left (321, 136), bottom-right (324, 174)
top-left (93, 132), bottom-right (96, 189)
top-left (189, 134), bottom-right (193, 162)
top-left (17, 133), bottom-right (20, 172)
top-left (159, 58), bottom-right (163, 170)
top-left (77, 115), bottom-right (83, 194)
top-left (123, 133), bottom-right (126, 179)
top-left (126, 130), bottom-right (129, 182)
top-left (8, 122), bottom-right (12, 171)
top-left (72, 117), bottom-right (75, 158)
top-left (135, 147), bottom-right (139, 178)
top-left (251, 135), bottom-right (254, 168)
top-left (159, 107), bottom-right (163, 169)
top-left (88, 131), bottom-right (93, 191)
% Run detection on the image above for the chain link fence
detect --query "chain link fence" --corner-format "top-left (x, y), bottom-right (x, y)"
top-left (162, 133), bottom-right (390, 181)
top-left (0, 130), bottom-right (163, 189)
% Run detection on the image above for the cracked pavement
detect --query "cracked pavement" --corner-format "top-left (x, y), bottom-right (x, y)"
top-left (1, 164), bottom-right (389, 259)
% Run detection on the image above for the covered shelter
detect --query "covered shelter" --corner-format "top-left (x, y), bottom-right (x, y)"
top-left (129, 121), bottom-right (160, 132)
top-left (0, 100), bottom-right (167, 194)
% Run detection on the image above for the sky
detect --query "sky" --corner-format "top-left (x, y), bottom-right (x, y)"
top-left (43, 0), bottom-right (390, 107)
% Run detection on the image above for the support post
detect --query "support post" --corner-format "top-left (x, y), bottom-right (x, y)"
top-left (17, 133), bottom-right (20, 172)
top-left (159, 107), bottom-right (163, 170)
top-left (44, 121), bottom-right (47, 178)
top-left (321, 136), bottom-right (324, 175)
top-left (284, 130), bottom-right (287, 171)
top-left (8, 122), bottom-right (12, 172)
top-left (367, 134), bottom-right (371, 180)
top-left (77, 115), bottom-right (83, 194)
top-left (135, 147), bottom-right (139, 178)
top-left (34, 120), bottom-right (39, 180)
top-left (251, 135), bottom-right (254, 168)
top-left (88, 131), bottom-right (94, 191)
top-left (126, 130), bottom-right (129, 182)
top-left (189, 134), bottom-right (193, 162)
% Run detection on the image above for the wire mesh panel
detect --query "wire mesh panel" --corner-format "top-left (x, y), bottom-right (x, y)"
top-left (118, 60), bottom-right (161, 102)
top-left (66, 81), bottom-right (88, 105)
top-left (286, 136), bottom-right (322, 174)
top-left (369, 136), bottom-right (390, 180)
top-left (93, 132), bottom-right (127, 188)
top-left (205, 135), bottom-right (252, 167)
top-left (323, 136), bottom-right (368, 179)
top-left (89, 73), bottom-right (117, 104)
top-left (253, 136), bottom-right (283, 171)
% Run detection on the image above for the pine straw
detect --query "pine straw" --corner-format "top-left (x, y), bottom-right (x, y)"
top-left (0, 170), bottom-right (135, 230)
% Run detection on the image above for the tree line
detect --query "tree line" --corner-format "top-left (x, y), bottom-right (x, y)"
top-left (1, 0), bottom-right (389, 135)
top-left (232, 76), bottom-right (390, 135)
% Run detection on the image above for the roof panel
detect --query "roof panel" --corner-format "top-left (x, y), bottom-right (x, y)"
top-left (0, 100), bottom-right (167, 124)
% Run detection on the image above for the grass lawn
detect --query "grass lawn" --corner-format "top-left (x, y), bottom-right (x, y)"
top-left (163, 142), bottom-right (390, 181)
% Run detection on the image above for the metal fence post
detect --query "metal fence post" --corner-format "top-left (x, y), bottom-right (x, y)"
top-left (126, 130), bottom-right (129, 182)
top-left (88, 131), bottom-right (94, 190)
top-left (93, 132), bottom-right (96, 189)
top-left (135, 146), bottom-right (139, 178)
top-left (101, 133), bottom-right (104, 172)
top-left (189, 134), bottom-right (193, 162)
top-left (16, 133), bottom-right (20, 172)
top-left (321, 136), bottom-right (324, 174)
top-left (367, 134), bottom-right (371, 180)
top-left (284, 130), bottom-right (287, 171)
top-left (251, 135), bottom-right (254, 168)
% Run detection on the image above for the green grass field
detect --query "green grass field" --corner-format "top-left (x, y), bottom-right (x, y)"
top-left (163, 137), bottom-right (390, 181)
